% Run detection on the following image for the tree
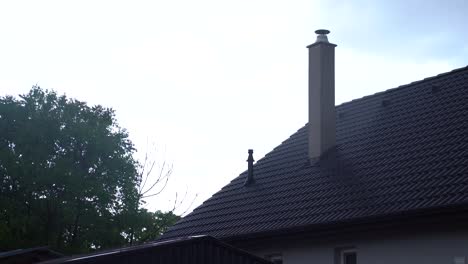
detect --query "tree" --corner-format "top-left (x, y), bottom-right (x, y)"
top-left (0, 87), bottom-right (179, 253)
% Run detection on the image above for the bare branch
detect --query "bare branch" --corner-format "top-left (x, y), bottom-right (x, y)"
top-left (177, 187), bottom-right (189, 209)
top-left (135, 141), bottom-right (197, 218)
top-left (137, 151), bottom-right (148, 194)
top-left (140, 172), bottom-right (171, 199)
top-left (141, 162), bottom-right (172, 196)
top-left (139, 160), bottom-right (156, 194)
top-left (138, 138), bottom-right (150, 194)
top-left (179, 193), bottom-right (198, 216)
top-left (171, 192), bottom-right (178, 212)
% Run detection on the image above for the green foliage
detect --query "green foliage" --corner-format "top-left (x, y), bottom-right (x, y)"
top-left (0, 87), bottom-right (179, 253)
top-left (119, 209), bottom-right (180, 245)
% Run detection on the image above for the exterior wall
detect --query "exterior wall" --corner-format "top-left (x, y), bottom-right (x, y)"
top-left (246, 229), bottom-right (468, 264)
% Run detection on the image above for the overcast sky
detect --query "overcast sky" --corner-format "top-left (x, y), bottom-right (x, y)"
top-left (1, 0), bottom-right (467, 214)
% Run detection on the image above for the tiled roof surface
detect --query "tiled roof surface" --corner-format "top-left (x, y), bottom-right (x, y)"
top-left (163, 66), bottom-right (468, 240)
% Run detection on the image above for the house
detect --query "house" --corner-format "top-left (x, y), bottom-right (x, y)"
top-left (39, 235), bottom-right (272, 264)
top-left (160, 30), bottom-right (468, 264)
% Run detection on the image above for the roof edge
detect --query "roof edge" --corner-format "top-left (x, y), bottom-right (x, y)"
top-left (41, 235), bottom-right (273, 264)
top-left (221, 202), bottom-right (468, 243)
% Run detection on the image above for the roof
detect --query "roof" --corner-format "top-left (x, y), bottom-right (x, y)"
top-left (0, 247), bottom-right (63, 264)
top-left (40, 236), bottom-right (272, 264)
top-left (162, 66), bottom-right (468, 240)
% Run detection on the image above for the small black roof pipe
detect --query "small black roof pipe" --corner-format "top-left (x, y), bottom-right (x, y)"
top-left (244, 149), bottom-right (255, 186)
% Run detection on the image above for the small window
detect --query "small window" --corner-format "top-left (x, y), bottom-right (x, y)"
top-left (341, 249), bottom-right (357, 264)
top-left (266, 253), bottom-right (283, 264)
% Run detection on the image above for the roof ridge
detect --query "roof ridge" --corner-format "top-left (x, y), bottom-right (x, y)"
top-left (336, 64), bottom-right (468, 109)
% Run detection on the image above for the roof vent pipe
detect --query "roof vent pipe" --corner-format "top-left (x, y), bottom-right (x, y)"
top-left (244, 149), bottom-right (255, 186)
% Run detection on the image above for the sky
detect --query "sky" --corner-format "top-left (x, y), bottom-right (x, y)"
top-left (0, 0), bottom-right (467, 214)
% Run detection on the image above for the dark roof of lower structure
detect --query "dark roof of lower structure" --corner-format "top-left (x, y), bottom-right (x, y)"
top-left (162, 66), bottom-right (468, 240)
top-left (40, 236), bottom-right (272, 264)
top-left (0, 247), bottom-right (63, 264)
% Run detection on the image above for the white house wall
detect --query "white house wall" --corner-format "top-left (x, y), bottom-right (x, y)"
top-left (248, 229), bottom-right (468, 264)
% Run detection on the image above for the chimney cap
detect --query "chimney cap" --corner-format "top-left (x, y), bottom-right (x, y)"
top-left (307, 29), bottom-right (336, 48)
top-left (314, 29), bottom-right (331, 43)
top-left (315, 29), bottom-right (330, 35)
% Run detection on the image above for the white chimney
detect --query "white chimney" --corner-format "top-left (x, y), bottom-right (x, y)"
top-left (307, 29), bottom-right (336, 159)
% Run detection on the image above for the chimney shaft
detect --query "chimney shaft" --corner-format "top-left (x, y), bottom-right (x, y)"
top-left (307, 29), bottom-right (336, 159)
top-left (244, 149), bottom-right (254, 186)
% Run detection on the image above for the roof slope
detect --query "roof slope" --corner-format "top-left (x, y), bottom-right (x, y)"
top-left (163, 66), bottom-right (468, 240)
